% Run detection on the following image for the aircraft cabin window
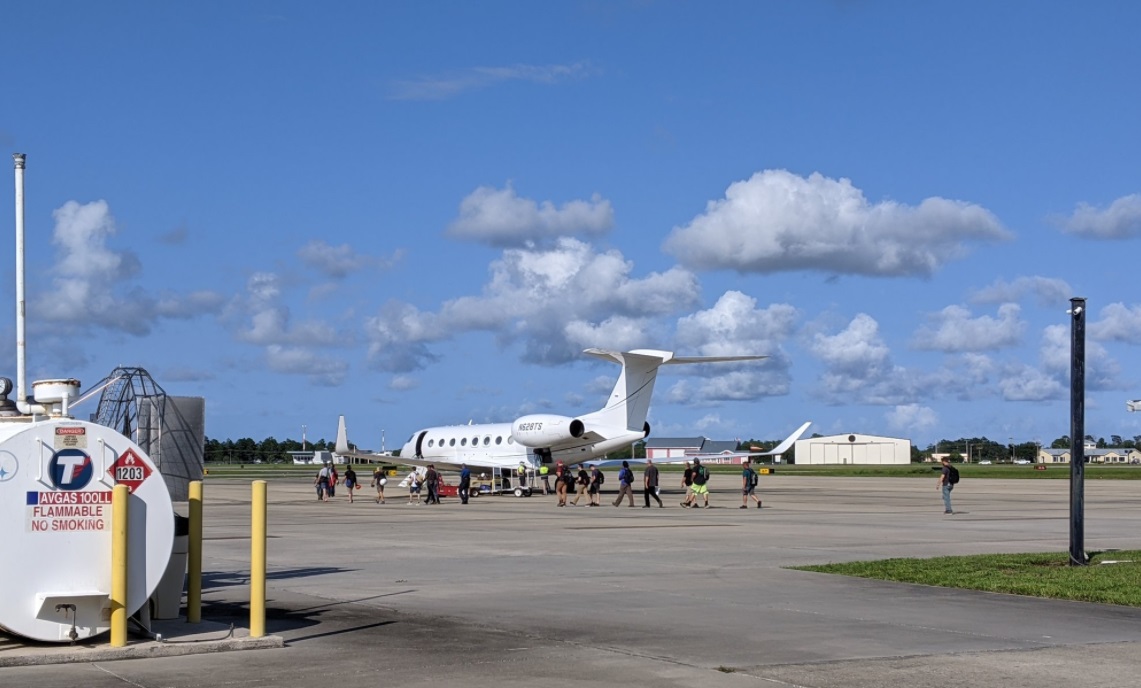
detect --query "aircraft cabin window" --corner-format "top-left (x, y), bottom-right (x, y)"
top-left (449, 438), bottom-right (456, 446)
top-left (460, 438), bottom-right (467, 446)
top-left (427, 439), bottom-right (434, 448)
top-left (508, 437), bottom-right (514, 444)
top-left (483, 436), bottom-right (490, 446)
top-left (471, 436), bottom-right (478, 445)
top-left (495, 436), bottom-right (502, 445)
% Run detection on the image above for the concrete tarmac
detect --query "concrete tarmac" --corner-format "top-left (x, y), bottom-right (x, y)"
top-left (5, 473), bottom-right (1141, 687)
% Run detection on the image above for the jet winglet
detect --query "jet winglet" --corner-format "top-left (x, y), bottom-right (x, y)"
top-left (335, 415), bottom-right (350, 455)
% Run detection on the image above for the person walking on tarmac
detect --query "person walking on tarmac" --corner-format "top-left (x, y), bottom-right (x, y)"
top-left (540, 463), bottom-right (552, 495)
top-left (314, 463), bottom-right (332, 502)
top-left (588, 465), bottom-right (603, 506)
top-left (343, 465), bottom-right (358, 504)
top-left (459, 463), bottom-right (471, 504)
top-left (741, 459), bottom-right (761, 509)
top-left (612, 460), bottom-right (636, 507)
top-left (643, 458), bottom-right (663, 508)
top-left (371, 465), bottom-right (387, 504)
top-left (680, 461), bottom-right (695, 508)
top-left (425, 464), bottom-right (440, 504)
top-left (690, 458), bottom-right (711, 509)
top-left (570, 464), bottom-right (589, 506)
top-left (554, 461), bottom-right (568, 506)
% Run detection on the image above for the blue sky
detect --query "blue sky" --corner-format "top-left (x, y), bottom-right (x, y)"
top-left (3, 1), bottom-right (1140, 449)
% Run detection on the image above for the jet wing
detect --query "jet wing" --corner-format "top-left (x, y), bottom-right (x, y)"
top-left (588, 421), bottom-right (812, 467)
top-left (688, 421), bottom-right (812, 460)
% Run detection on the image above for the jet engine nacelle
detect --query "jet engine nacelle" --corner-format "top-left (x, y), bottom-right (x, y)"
top-left (511, 414), bottom-right (585, 448)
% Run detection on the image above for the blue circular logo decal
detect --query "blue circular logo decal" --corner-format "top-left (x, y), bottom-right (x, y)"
top-left (0, 450), bottom-right (16, 482)
top-left (48, 448), bottom-right (94, 491)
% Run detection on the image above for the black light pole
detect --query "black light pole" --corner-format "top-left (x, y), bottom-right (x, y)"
top-left (1069, 297), bottom-right (1087, 566)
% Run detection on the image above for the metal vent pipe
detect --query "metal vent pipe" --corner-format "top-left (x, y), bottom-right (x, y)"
top-left (12, 153), bottom-right (47, 416)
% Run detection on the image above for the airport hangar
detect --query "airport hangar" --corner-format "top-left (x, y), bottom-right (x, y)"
top-left (793, 433), bottom-right (911, 464)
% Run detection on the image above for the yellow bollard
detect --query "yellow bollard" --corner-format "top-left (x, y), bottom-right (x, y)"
top-left (110, 484), bottom-right (129, 647)
top-left (187, 480), bottom-right (203, 624)
top-left (250, 480), bottom-right (267, 638)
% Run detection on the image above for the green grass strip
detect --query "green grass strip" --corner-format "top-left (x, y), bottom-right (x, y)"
top-left (793, 550), bottom-right (1141, 606)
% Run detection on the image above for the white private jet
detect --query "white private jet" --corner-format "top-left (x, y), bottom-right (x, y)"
top-left (335, 348), bottom-right (809, 493)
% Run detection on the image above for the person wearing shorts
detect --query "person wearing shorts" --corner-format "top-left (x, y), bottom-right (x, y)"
top-left (690, 458), bottom-right (710, 508)
top-left (588, 465), bottom-right (602, 506)
top-left (344, 465), bottom-right (357, 503)
top-left (406, 470), bottom-right (421, 505)
top-left (680, 461), bottom-right (695, 508)
top-left (741, 459), bottom-right (761, 509)
top-left (372, 466), bottom-right (387, 504)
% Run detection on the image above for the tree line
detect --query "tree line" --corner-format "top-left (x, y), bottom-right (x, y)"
top-left (205, 436), bottom-right (337, 463)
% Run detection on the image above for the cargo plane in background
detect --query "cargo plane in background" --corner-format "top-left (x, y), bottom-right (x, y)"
top-left (336, 348), bottom-right (810, 487)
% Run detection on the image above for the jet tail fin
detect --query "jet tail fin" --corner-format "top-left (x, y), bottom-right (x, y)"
top-left (335, 415), bottom-right (350, 455)
top-left (580, 349), bottom-right (768, 433)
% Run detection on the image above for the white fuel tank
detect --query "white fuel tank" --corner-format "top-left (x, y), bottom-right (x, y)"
top-left (0, 418), bottom-right (174, 642)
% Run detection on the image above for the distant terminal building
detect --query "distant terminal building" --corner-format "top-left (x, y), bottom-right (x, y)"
top-left (794, 433), bottom-right (911, 465)
top-left (645, 437), bottom-right (745, 464)
top-left (1038, 447), bottom-right (1140, 464)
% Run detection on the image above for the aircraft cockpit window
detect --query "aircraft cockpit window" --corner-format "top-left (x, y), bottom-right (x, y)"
top-left (495, 436), bottom-right (503, 445)
top-left (407, 434), bottom-right (416, 443)
top-left (460, 438), bottom-right (467, 446)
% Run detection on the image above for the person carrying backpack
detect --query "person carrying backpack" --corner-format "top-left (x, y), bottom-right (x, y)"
top-left (612, 460), bottom-right (635, 507)
top-left (690, 458), bottom-right (711, 509)
top-left (741, 460), bottom-right (761, 509)
top-left (588, 465), bottom-right (603, 506)
top-left (938, 457), bottom-right (958, 514)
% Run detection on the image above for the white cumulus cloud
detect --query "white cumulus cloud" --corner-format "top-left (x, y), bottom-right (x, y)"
top-left (298, 240), bottom-right (402, 279)
top-left (1058, 194), bottom-right (1141, 239)
top-left (663, 170), bottom-right (1010, 276)
top-left (808, 313), bottom-right (925, 405)
top-left (34, 200), bottom-right (222, 336)
top-left (887, 404), bottom-right (938, 434)
top-left (265, 345), bottom-right (348, 386)
top-left (970, 276), bottom-right (1073, 307)
top-left (364, 238), bottom-right (699, 371)
top-left (911, 303), bottom-right (1025, 352)
top-left (447, 184), bottom-right (614, 246)
top-left (667, 291), bottom-right (799, 401)
top-left (1089, 302), bottom-right (1141, 344)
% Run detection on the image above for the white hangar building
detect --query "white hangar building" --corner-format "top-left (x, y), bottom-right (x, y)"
top-left (794, 433), bottom-right (911, 465)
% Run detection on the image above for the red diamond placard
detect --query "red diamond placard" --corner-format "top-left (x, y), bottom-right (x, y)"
top-left (107, 449), bottom-right (153, 493)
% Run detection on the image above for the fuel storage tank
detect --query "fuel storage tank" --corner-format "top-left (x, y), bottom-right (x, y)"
top-left (0, 415), bottom-right (174, 642)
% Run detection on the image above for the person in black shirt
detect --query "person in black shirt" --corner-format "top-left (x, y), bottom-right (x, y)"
top-left (680, 461), bottom-right (695, 508)
top-left (570, 465), bottom-right (589, 506)
top-left (425, 464), bottom-right (440, 505)
top-left (344, 465), bottom-right (358, 504)
top-left (643, 458), bottom-right (663, 508)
